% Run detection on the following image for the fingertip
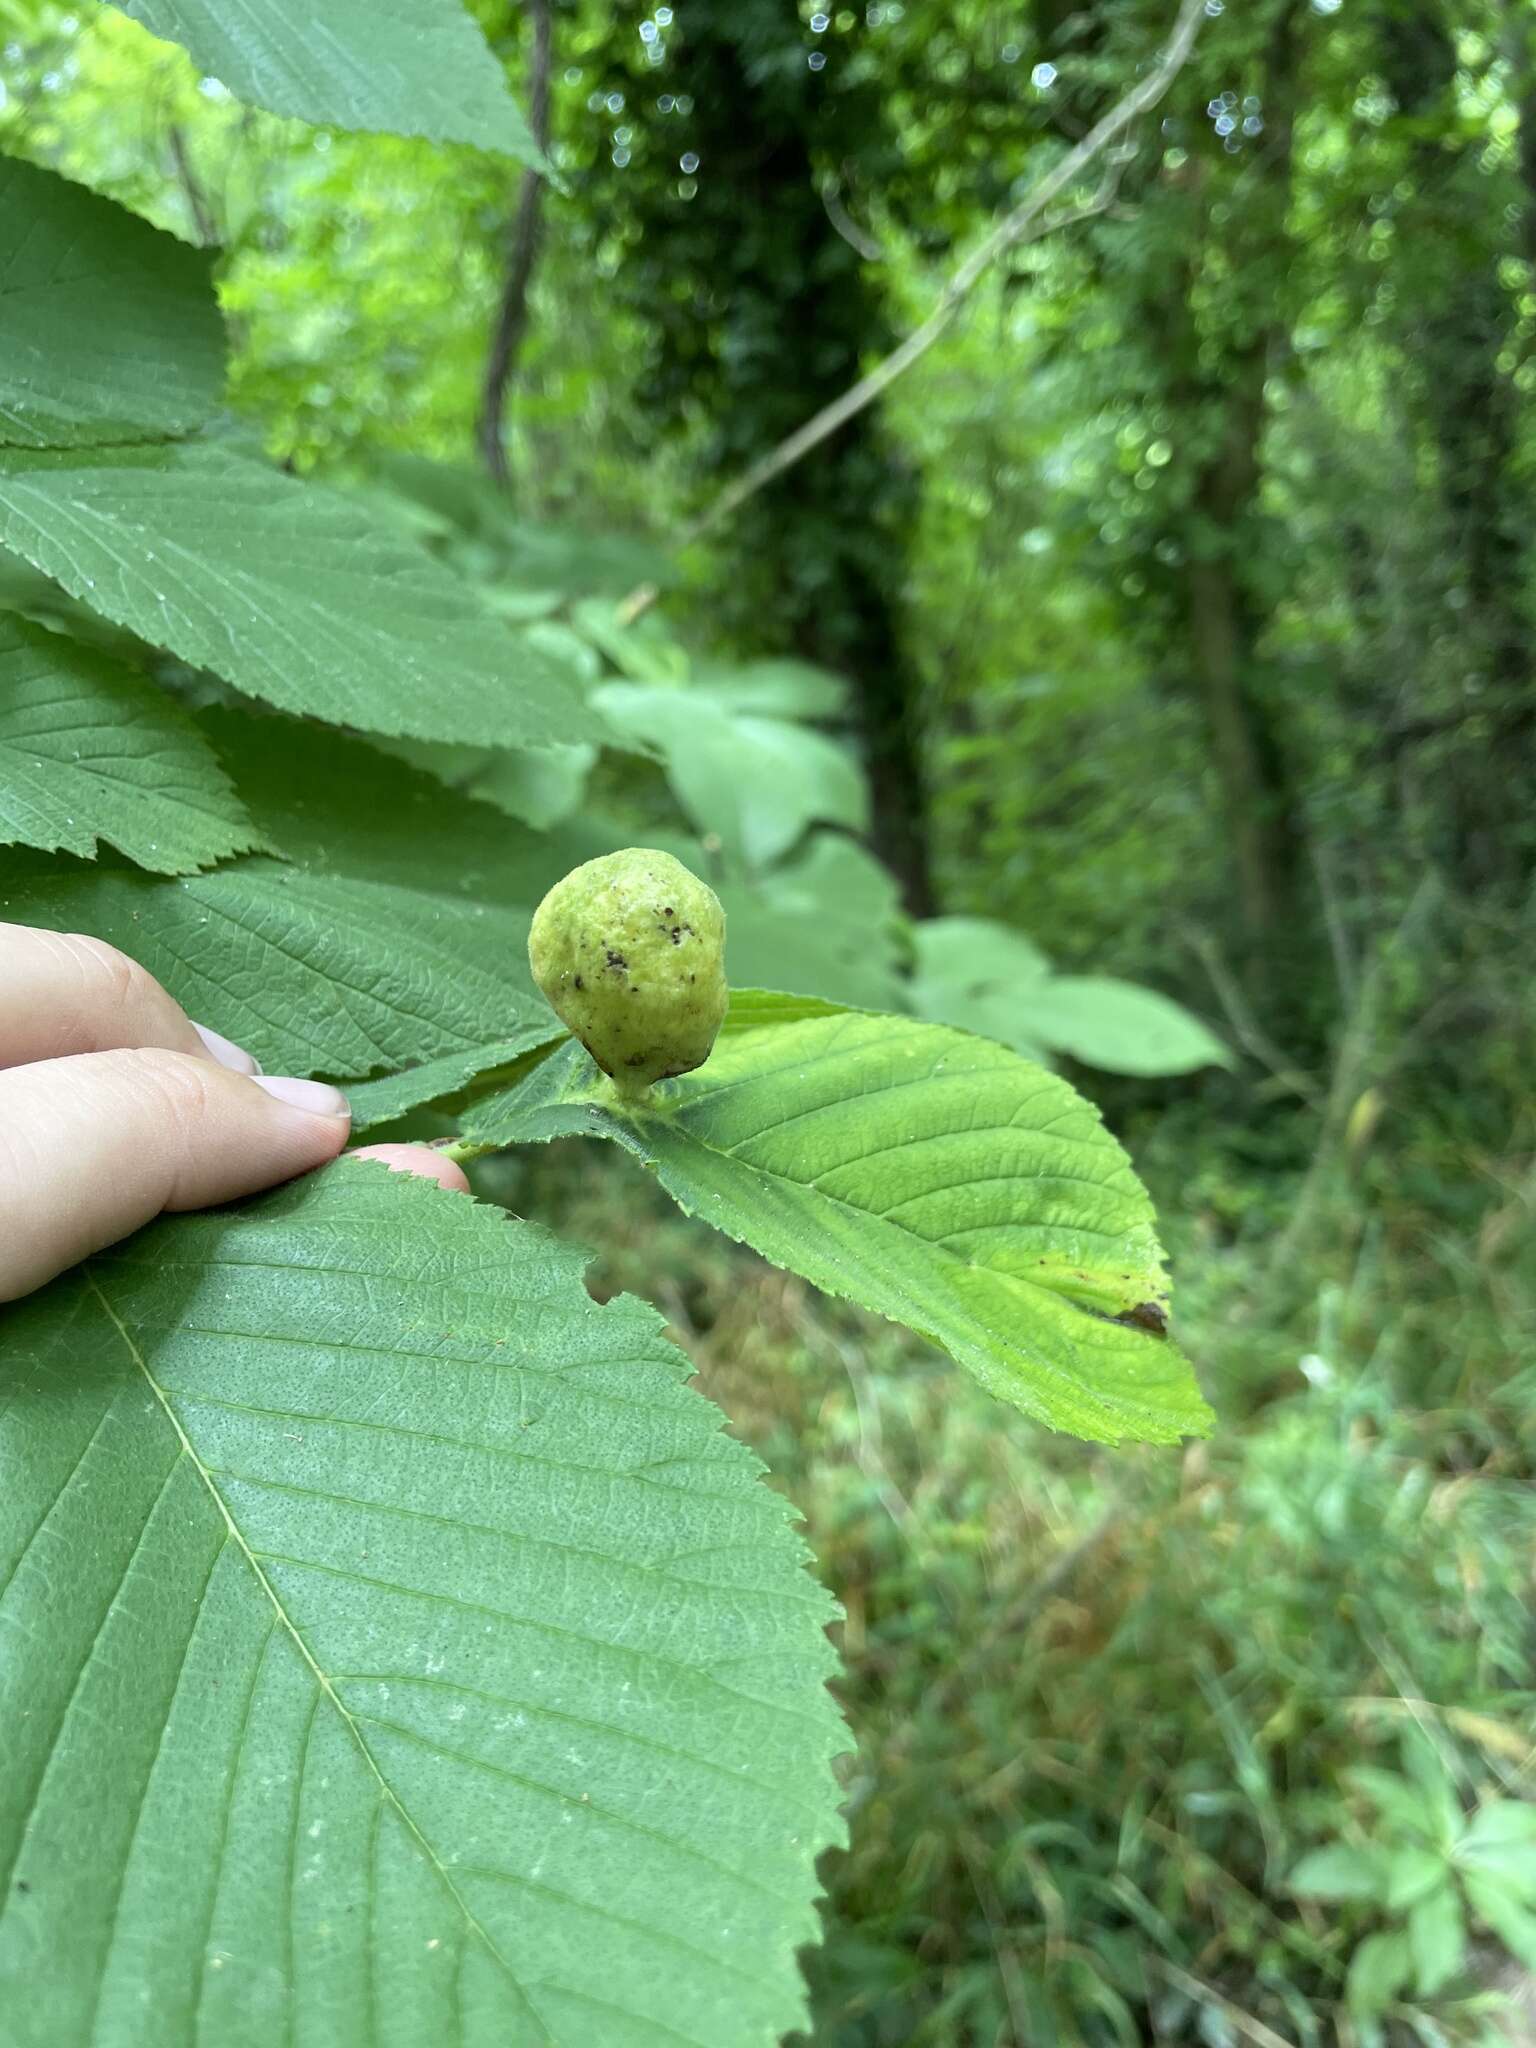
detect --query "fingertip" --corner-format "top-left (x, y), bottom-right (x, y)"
top-left (252, 1074), bottom-right (350, 1119)
top-left (348, 1144), bottom-right (472, 1195)
top-left (193, 1022), bottom-right (262, 1075)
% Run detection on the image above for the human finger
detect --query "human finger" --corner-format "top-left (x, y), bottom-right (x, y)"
top-left (348, 1143), bottom-right (472, 1195)
top-left (0, 1051), bottom-right (350, 1302)
top-left (0, 922), bottom-right (257, 1072)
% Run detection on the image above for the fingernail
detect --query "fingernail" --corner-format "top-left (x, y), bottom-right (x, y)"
top-left (253, 1075), bottom-right (350, 1119)
top-left (194, 1022), bottom-right (262, 1075)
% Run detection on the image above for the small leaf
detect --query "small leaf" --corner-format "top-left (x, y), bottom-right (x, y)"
top-left (912, 916), bottom-right (1053, 990)
top-left (1019, 976), bottom-right (1231, 1077)
top-left (350, 1034), bottom-right (561, 1134)
top-left (0, 854), bottom-right (545, 1080)
top-left (0, 443), bottom-right (602, 749)
top-left (463, 1002), bottom-right (1210, 1444)
top-left (0, 157), bottom-right (224, 450)
top-left (0, 618), bottom-right (257, 872)
top-left (1346, 1931), bottom-right (1412, 2017)
top-left (1385, 1846), bottom-right (1453, 1912)
top-left (1343, 1765), bottom-right (1444, 1841)
top-left (1457, 1800), bottom-right (1536, 1856)
top-left (693, 659), bottom-right (849, 720)
top-left (1464, 1873), bottom-right (1536, 1969)
top-left (0, 1164), bottom-right (845, 2045)
top-left (719, 834), bottom-right (906, 1011)
top-left (114, 0), bottom-right (546, 162)
top-left (1289, 1844), bottom-right (1388, 1903)
top-left (1407, 1880), bottom-right (1465, 1996)
top-left (594, 682), bottom-right (867, 871)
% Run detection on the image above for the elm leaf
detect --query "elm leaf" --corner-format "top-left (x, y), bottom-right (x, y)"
top-left (0, 1164), bottom-right (845, 2046)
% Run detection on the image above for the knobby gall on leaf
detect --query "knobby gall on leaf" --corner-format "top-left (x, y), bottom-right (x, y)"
top-left (528, 847), bottom-right (728, 1096)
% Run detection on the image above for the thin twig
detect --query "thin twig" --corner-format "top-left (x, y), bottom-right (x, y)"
top-left (1308, 833), bottom-right (1358, 1011)
top-left (477, 0), bottom-right (553, 487)
top-left (820, 174), bottom-right (884, 261)
top-left (167, 124), bottom-right (216, 245)
top-left (1180, 920), bottom-right (1325, 1110)
top-left (1152, 1959), bottom-right (1297, 2048)
top-left (823, 1329), bottom-right (912, 1528)
top-left (674, 0), bottom-right (1204, 553)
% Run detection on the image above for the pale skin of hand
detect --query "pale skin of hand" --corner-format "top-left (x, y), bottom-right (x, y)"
top-left (0, 922), bottom-right (470, 1304)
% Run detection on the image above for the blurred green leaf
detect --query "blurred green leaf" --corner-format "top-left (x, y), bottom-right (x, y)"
top-left (114, 0), bottom-right (545, 162)
top-left (913, 916), bottom-right (1052, 991)
top-left (1345, 1930), bottom-right (1411, 2017)
top-left (1290, 1844), bottom-right (1388, 1903)
top-left (1019, 977), bottom-right (1231, 1078)
top-left (0, 156), bottom-right (223, 450)
top-left (691, 659), bottom-right (850, 721)
top-left (1345, 1766), bottom-right (1441, 1840)
top-left (908, 919), bottom-right (1227, 1077)
top-left (594, 681), bottom-right (867, 871)
top-left (1385, 1845), bottom-right (1452, 1912)
top-left (1457, 1800), bottom-right (1536, 1861)
top-left (1407, 1879), bottom-right (1465, 1995)
top-left (1463, 1873), bottom-right (1536, 1970)
top-left (716, 834), bottom-right (906, 1010)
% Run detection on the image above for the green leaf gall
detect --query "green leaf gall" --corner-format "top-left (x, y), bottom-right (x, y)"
top-left (528, 847), bottom-right (728, 1095)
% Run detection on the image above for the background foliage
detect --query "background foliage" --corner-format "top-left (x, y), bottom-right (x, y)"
top-left (1, 0), bottom-right (1533, 2040)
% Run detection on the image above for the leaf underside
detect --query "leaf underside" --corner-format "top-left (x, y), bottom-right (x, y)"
top-left (114, 0), bottom-right (545, 163)
top-left (0, 1166), bottom-right (845, 2048)
top-left (463, 1005), bottom-right (1211, 1445)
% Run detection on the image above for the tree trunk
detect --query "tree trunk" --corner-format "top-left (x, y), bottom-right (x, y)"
top-left (1180, 3), bottom-right (1303, 966)
top-left (1376, 0), bottom-right (1535, 886)
top-left (476, 0), bottom-right (552, 489)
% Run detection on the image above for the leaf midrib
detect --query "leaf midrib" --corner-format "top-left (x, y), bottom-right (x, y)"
top-left (83, 1271), bottom-right (553, 2046)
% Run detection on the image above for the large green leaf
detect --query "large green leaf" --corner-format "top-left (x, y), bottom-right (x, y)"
top-left (461, 1004), bottom-right (1210, 1444)
top-left (0, 443), bottom-right (601, 749)
top-left (0, 158), bottom-right (224, 451)
top-left (0, 619), bottom-right (257, 873)
top-left (194, 704), bottom-right (589, 907)
top-left (114, 0), bottom-right (544, 163)
top-left (0, 1163), bottom-right (843, 2046)
top-left (0, 854), bottom-right (543, 1080)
